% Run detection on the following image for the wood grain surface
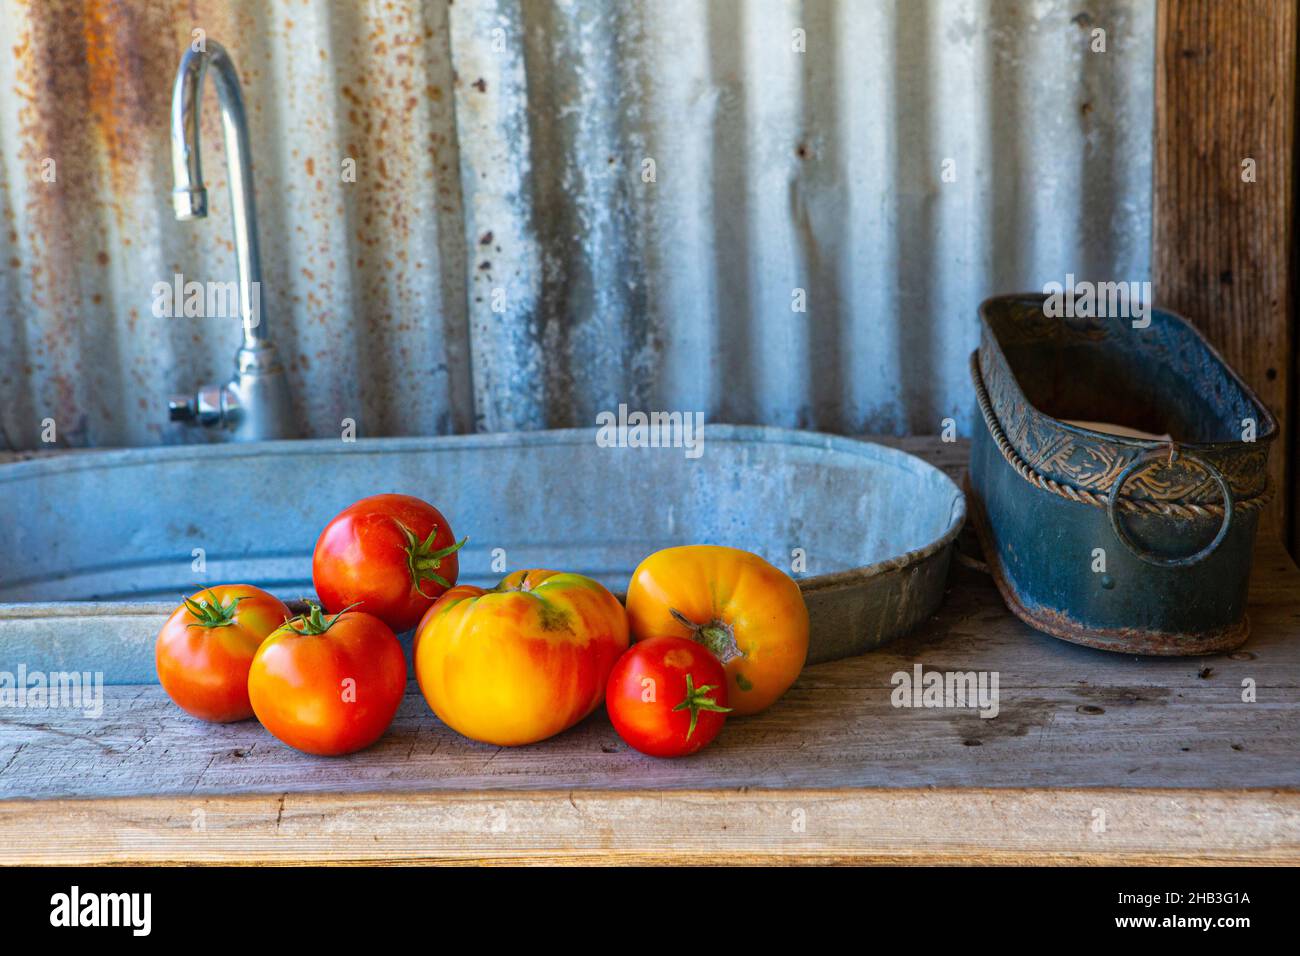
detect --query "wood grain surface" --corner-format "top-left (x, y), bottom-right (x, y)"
top-left (2, 789), bottom-right (1297, 866)
top-left (1154, 0), bottom-right (1296, 543)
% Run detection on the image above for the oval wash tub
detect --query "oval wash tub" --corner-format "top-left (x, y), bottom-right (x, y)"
top-left (0, 426), bottom-right (964, 681)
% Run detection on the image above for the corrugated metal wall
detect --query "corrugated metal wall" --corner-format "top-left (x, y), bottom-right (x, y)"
top-left (0, 0), bottom-right (1153, 450)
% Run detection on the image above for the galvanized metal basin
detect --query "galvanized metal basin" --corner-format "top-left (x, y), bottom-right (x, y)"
top-left (0, 427), bottom-right (963, 682)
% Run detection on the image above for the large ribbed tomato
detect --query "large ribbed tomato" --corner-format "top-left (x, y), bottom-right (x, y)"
top-left (413, 570), bottom-right (629, 746)
top-left (155, 585), bottom-right (291, 722)
top-left (625, 545), bottom-right (809, 716)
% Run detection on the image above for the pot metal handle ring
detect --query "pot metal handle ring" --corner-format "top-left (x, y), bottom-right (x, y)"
top-left (1105, 449), bottom-right (1234, 569)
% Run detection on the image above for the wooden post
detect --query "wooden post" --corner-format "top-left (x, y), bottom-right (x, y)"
top-left (1154, 0), bottom-right (1296, 550)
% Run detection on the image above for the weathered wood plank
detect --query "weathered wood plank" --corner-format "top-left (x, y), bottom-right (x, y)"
top-left (1, 789), bottom-right (1296, 865)
top-left (2, 682), bottom-right (1297, 798)
top-left (1154, 0), bottom-right (1297, 542)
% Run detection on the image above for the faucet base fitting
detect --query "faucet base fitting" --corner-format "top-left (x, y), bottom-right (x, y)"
top-left (169, 343), bottom-right (297, 441)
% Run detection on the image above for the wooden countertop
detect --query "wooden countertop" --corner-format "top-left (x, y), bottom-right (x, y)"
top-left (2, 438), bottom-right (1297, 864)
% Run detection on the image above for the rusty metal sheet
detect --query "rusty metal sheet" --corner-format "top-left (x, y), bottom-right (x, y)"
top-left (0, 0), bottom-right (1154, 450)
top-left (0, 0), bottom-right (471, 448)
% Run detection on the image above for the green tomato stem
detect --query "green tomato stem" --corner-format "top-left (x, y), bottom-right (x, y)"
top-left (671, 673), bottom-right (732, 739)
top-left (668, 607), bottom-right (743, 664)
top-left (281, 601), bottom-right (359, 636)
top-left (397, 521), bottom-right (467, 599)
top-left (182, 590), bottom-right (245, 629)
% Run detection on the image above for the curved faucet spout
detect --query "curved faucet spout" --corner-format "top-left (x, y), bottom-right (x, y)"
top-left (171, 40), bottom-right (265, 346)
top-left (168, 39), bottom-right (296, 442)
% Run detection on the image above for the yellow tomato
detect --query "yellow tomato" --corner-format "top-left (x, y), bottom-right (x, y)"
top-left (414, 570), bottom-right (629, 746)
top-left (625, 545), bottom-right (809, 715)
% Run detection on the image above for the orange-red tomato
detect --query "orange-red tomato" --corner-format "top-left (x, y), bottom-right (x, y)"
top-left (625, 545), bottom-right (809, 716)
top-left (155, 585), bottom-right (290, 722)
top-left (414, 570), bottom-right (629, 746)
top-left (248, 604), bottom-right (407, 756)
top-left (606, 636), bottom-right (731, 757)
top-left (313, 493), bottom-right (465, 632)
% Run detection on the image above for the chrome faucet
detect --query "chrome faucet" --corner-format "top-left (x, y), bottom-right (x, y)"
top-left (166, 40), bottom-right (296, 441)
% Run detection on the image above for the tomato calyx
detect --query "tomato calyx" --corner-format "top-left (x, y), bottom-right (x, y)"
top-left (496, 573), bottom-right (532, 593)
top-left (397, 522), bottom-right (467, 599)
top-left (671, 673), bottom-right (732, 739)
top-left (281, 601), bottom-right (359, 636)
top-left (182, 590), bottom-right (246, 629)
top-left (668, 608), bottom-right (743, 664)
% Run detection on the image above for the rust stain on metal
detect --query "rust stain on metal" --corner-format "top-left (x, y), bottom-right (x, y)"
top-left (293, 0), bottom-right (464, 432)
top-left (16, 0), bottom-right (192, 219)
top-left (3, 0), bottom-right (244, 444)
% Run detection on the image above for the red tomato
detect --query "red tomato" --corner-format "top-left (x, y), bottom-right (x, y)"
top-left (247, 603), bottom-right (407, 756)
top-left (155, 585), bottom-right (290, 722)
top-left (605, 636), bottom-right (731, 757)
top-left (313, 493), bottom-right (465, 632)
